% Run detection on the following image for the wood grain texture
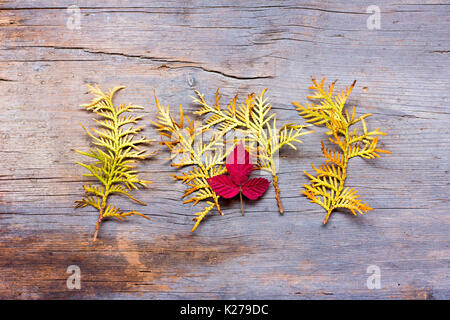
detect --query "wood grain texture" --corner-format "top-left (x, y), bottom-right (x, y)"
top-left (0, 0), bottom-right (449, 299)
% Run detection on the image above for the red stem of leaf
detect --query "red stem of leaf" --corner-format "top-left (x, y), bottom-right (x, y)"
top-left (240, 190), bottom-right (244, 216)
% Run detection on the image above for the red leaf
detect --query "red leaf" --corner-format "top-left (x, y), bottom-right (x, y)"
top-left (226, 143), bottom-right (253, 186)
top-left (241, 178), bottom-right (270, 200)
top-left (207, 175), bottom-right (240, 199)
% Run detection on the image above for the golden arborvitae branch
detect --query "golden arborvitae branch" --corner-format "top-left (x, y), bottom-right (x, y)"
top-left (75, 84), bottom-right (154, 240)
top-left (292, 78), bottom-right (390, 224)
top-left (152, 96), bottom-right (231, 231)
top-left (193, 89), bottom-right (313, 214)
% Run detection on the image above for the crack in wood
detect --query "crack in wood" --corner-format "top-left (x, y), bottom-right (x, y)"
top-left (11, 45), bottom-right (273, 80)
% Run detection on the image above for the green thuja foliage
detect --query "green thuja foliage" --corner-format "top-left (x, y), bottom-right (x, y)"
top-left (75, 84), bottom-right (154, 241)
top-left (292, 78), bottom-right (390, 224)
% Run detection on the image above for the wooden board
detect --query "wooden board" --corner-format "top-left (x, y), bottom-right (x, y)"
top-left (0, 0), bottom-right (449, 299)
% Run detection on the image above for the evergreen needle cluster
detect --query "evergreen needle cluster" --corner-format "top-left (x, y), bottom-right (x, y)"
top-left (292, 78), bottom-right (390, 224)
top-left (193, 89), bottom-right (313, 213)
top-left (75, 85), bottom-right (154, 241)
top-left (152, 97), bottom-right (231, 231)
top-left (74, 79), bottom-right (390, 235)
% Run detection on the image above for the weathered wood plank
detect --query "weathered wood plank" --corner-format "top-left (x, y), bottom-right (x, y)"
top-left (0, 0), bottom-right (449, 299)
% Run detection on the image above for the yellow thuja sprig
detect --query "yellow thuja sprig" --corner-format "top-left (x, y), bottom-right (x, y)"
top-left (75, 84), bottom-right (154, 241)
top-left (193, 89), bottom-right (313, 214)
top-left (292, 78), bottom-right (391, 224)
top-left (153, 97), bottom-right (232, 231)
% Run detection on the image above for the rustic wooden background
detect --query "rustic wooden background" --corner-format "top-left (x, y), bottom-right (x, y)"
top-left (0, 0), bottom-right (449, 300)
